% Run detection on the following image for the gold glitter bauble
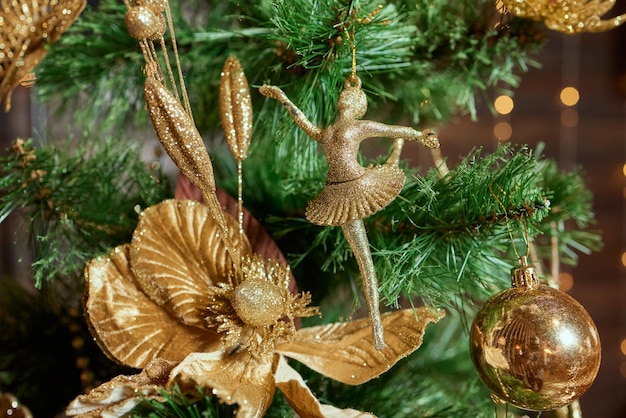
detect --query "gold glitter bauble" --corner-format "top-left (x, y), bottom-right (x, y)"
top-left (136, 0), bottom-right (168, 13)
top-left (219, 56), bottom-right (252, 161)
top-left (125, 6), bottom-right (165, 40)
top-left (232, 278), bottom-right (286, 327)
top-left (469, 258), bottom-right (601, 411)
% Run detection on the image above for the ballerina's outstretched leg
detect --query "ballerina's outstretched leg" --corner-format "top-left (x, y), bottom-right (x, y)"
top-left (341, 219), bottom-right (385, 350)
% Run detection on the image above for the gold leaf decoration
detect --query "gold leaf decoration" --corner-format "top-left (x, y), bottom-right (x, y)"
top-left (84, 244), bottom-right (221, 368)
top-left (0, 0), bottom-right (86, 110)
top-left (274, 356), bottom-right (375, 418)
top-left (219, 56), bottom-right (252, 161)
top-left (275, 308), bottom-right (444, 385)
top-left (75, 199), bottom-right (441, 418)
top-left (170, 350), bottom-right (278, 417)
top-left (130, 199), bottom-right (249, 328)
top-left (175, 176), bottom-right (293, 269)
top-left (501, 0), bottom-right (626, 33)
top-left (66, 358), bottom-right (174, 417)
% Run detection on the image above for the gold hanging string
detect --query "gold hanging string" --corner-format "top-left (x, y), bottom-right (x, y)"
top-left (342, 4), bottom-right (385, 84)
top-left (147, 40), bottom-right (164, 80)
top-left (488, 183), bottom-right (530, 261)
top-left (163, 5), bottom-right (194, 124)
top-left (158, 36), bottom-right (180, 103)
top-left (343, 27), bottom-right (358, 84)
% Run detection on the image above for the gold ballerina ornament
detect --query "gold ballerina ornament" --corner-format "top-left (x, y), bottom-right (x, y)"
top-left (260, 76), bottom-right (440, 350)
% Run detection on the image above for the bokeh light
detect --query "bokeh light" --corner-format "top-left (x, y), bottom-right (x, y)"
top-left (560, 86), bottom-right (580, 106)
top-left (561, 109), bottom-right (579, 127)
top-left (493, 121), bottom-right (512, 141)
top-left (558, 272), bottom-right (574, 291)
top-left (494, 95), bottom-right (514, 115)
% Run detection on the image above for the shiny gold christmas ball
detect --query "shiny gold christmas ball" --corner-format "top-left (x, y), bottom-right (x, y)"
top-left (469, 259), bottom-right (601, 411)
top-left (125, 6), bottom-right (165, 40)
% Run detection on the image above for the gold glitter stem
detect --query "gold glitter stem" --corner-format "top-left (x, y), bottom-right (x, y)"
top-left (341, 219), bottom-right (384, 350)
top-left (202, 190), bottom-right (240, 274)
top-left (237, 159), bottom-right (244, 254)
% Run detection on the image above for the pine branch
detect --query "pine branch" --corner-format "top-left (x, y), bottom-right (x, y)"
top-left (35, 0), bottom-right (544, 132)
top-left (0, 138), bottom-right (172, 286)
top-left (232, 144), bottom-right (600, 312)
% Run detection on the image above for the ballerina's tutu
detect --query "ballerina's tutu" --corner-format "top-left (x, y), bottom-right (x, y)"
top-left (305, 164), bottom-right (405, 226)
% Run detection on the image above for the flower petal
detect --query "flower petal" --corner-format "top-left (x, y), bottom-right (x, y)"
top-left (85, 244), bottom-right (220, 368)
top-left (168, 351), bottom-right (277, 418)
top-left (175, 179), bottom-right (293, 273)
top-left (66, 358), bottom-right (175, 417)
top-left (130, 199), bottom-right (250, 328)
top-left (275, 308), bottom-right (444, 385)
top-left (275, 356), bottom-right (376, 418)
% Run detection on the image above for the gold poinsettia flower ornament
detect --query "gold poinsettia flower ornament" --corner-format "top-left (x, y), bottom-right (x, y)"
top-left (66, 198), bottom-right (443, 417)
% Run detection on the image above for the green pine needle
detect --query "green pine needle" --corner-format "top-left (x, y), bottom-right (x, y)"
top-left (0, 138), bottom-right (172, 286)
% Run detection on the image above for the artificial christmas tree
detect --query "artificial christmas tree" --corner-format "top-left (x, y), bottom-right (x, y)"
top-left (1, 0), bottom-right (621, 416)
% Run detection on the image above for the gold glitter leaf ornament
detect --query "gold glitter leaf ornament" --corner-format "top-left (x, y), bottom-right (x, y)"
top-left (144, 76), bottom-right (239, 265)
top-left (0, 0), bottom-right (86, 110)
top-left (70, 199), bottom-right (442, 417)
top-left (219, 56), bottom-right (252, 161)
top-left (501, 0), bottom-right (626, 33)
top-left (66, 358), bottom-right (175, 417)
top-left (144, 77), bottom-right (218, 204)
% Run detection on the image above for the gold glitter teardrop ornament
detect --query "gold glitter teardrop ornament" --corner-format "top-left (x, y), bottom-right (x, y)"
top-left (501, 0), bottom-right (626, 33)
top-left (0, 0), bottom-right (86, 111)
top-left (219, 56), bottom-right (252, 161)
top-left (144, 76), bottom-right (217, 198)
top-left (144, 76), bottom-right (238, 263)
top-left (469, 257), bottom-right (601, 411)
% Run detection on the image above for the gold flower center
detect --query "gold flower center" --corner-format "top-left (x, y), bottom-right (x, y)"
top-left (231, 278), bottom-right (286, 327)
